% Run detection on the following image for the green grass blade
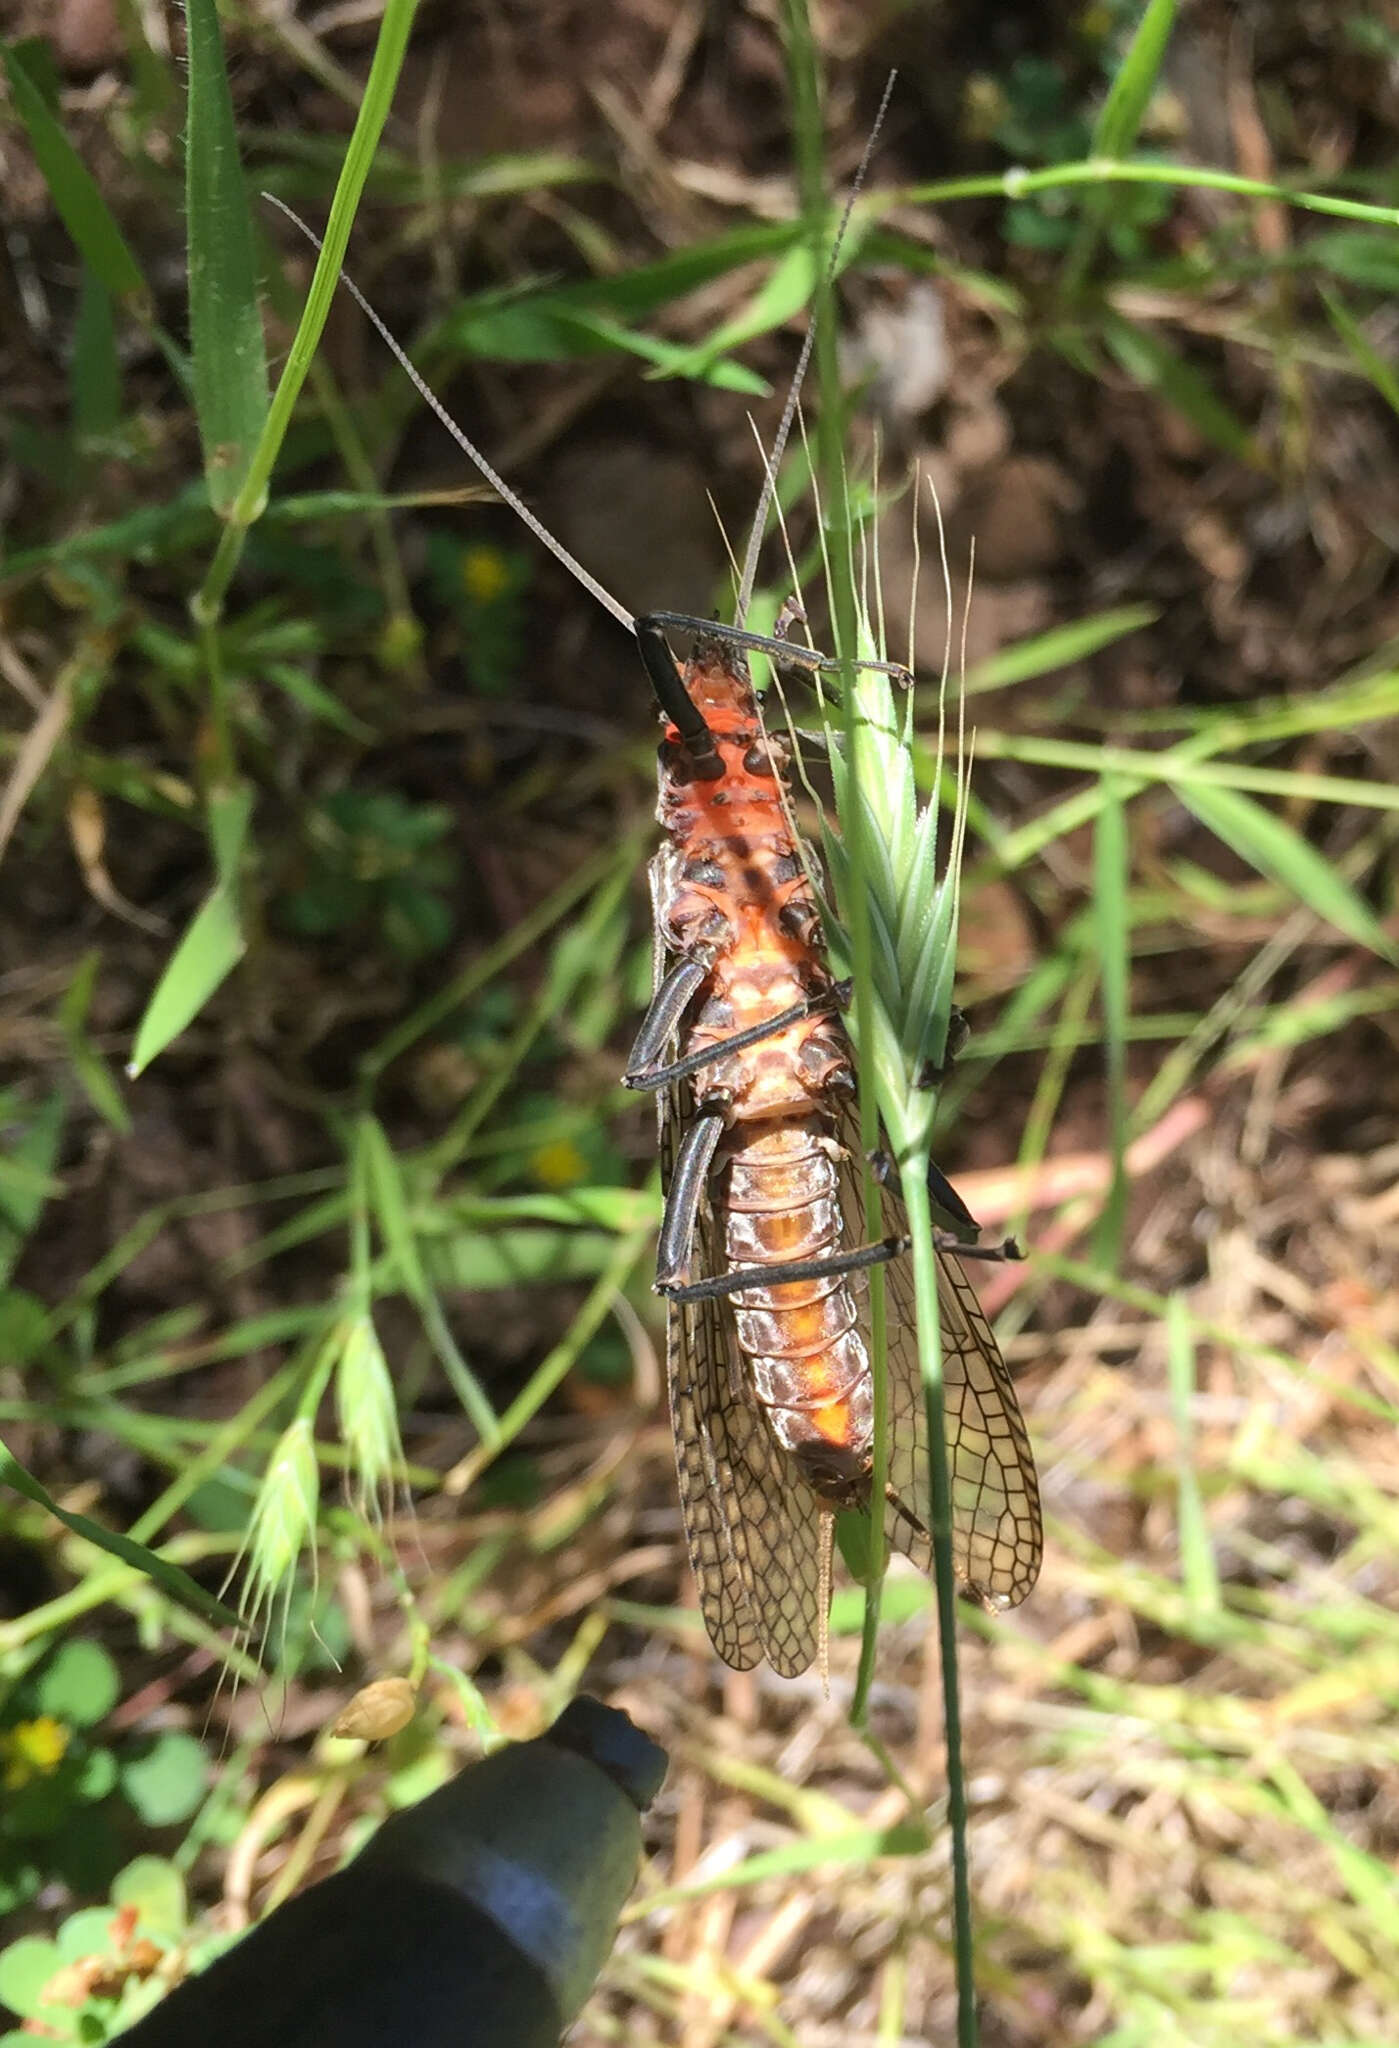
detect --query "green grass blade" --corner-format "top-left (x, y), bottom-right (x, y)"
top-left (197, 0), bottom-right (422, 621)
top-left (183, 0), bottom-right (269, 514)
top-left (1092, 0), bottom-right (1179, 160)
top-left (357, 1114), bottom-right (430, 1305)
top-left (127, 783), bottom-right (254, 1076)
top-left (126, 885), bottom-right (245, 1079)
top-left (1165, 1293), bottom-right (1221, 1618)
top-left (0, 1438), bottom-right (243, 1631)
top-left (1170, 780), bottom-right (1398, 960)
top-left (71, 270), bottom-right (121, 441)
top-left (0, 1088), bottom-right (67, 1287)
top-left (1320, 286), bottom-right (1399, 416)
top-left (1092, 778), bottom-right (1130, 1268)
top-left (1058, 0), bottom-right (1178, 298)
top-left (58, 953), bottom-right (132, 1135)
top-left (2, 41), bottom-right (147, 305)
top-left (962, 604), bottom-right (1159, 696)
top-left (1100, 310), bottom-right (1256, 461)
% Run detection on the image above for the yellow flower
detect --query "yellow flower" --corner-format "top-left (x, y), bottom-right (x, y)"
top-left (2, 1715), bottom-right (70, 1789)
top-left (460, 546), bottom-right (510, 606)
top-left (530, 1139), bottom-right (587, 1189)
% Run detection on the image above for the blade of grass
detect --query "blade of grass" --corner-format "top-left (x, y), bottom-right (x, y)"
top-left (1320, 287), bottom-right (1399, 415)
top-left (1170, 780), bottom-right (1398, 961)
top-left (0, 1439), bottom-right (242, 1631)
top-left (1100, 309), bottom-right (1257, 463)
top-left (960, 603), bottom-right (1159, 696)
top-left (127, 783), bottom-right (253, 1076)
top-left (1059, 0), bottom-right (1179, 299)
top-left (0, 1088), bottom-right (67, 1288)
top-left (71, 269), bottom-right (121, 442)
top-left (184, 0), bottom-right (268, 516)
top-left (1165, 1293), bottom-right (1221, 1620)
top-left (195, 0), bottom-right (422, 627)
top-left (968, 729), bottom-right (1399, 815)
top-left (1093, 778), bottom-right (1130, 1269)
top-left (2, 41), bottom-right (149, 307)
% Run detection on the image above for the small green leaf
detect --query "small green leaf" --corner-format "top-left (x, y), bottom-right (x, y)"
top-left (127, 884), bottom-right (245, 1076)
top-left (0, 1439), bottom-right (243, 1630)
top-left (119, 1732), bottom-right (208, 1826)
top-left (263, 663), bottom-right (376, 740)
top-left (659, 237), bottom-right (827, 377)
top-left (77, 1745), bottom-right (118, 1802)
top-left (1171, 780), bottom-right (1398, 961)
top-left (0, 1936), bottom-right (62, 2023)
top-left (36, 1639), bottom-right (120, 1727)
top-left (1306, 228), bottom-right (1399, 294)
top-left (55, 1906), bottom-right (122, 1961)
top-left (2, 43), bottom-right (146, 303)
top-left (184, 0), bottom-right (269, 512)
top-left (128, 780), bottom-right (252, 1074)
top-left (0, 1288), bottom-right (49, 1366)
top-left (111, 1856), bottom-right (188, 1936)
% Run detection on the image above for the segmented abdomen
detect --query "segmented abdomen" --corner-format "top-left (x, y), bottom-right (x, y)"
top-left (723, 1119), bottom-right (874, 1501)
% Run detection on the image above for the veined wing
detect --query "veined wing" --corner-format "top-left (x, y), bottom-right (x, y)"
top-left (667, 1267), bottom-right (825, 1677)
top-left (655, 1039), bottom-right (824, 1676)
top-left (839, 1132), bottom-right (1042, 1607)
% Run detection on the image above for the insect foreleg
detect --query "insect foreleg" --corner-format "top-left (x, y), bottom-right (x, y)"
top-left (654, 1112), bottom-right (724, 1291)
top-left (626, 957), bottom-right (710, 1080)
top-left (640, 611), bottom-right (913, 688)
top-left (625, 983), bottom-right (850, 1094)
top-left (636, 619), bottom-right (724, 778)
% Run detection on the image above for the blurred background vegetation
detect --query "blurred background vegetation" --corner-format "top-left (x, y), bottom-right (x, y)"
top-left (2, 0), bottom-right (1398, 2042)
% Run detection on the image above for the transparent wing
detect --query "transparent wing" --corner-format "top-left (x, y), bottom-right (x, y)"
top-left (837, 1127), bottom-right (1042, 1607)
top-left (658, 1077), bottom-right (823, 1677)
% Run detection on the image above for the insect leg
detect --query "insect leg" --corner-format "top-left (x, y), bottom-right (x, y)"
top-left (654, 1111), bottom-right (725, 1291)
top-left (640, 611), bottom-right (913, 688)
top-left (660, 1222), bottom-right (1022, 1304)
top-left (916, 1006), bottom-right (970, 1087)
top-left (870, 1148), bottom-right (981, 1236)
top-left (933, 1231), bottom-right (1024, 1264)
top-left (625, 984), bottom-right (850, 1094)
top-left (660, 1233), bottom-right (907, 1303)
top-left (636, 619), bottom-right (724, 779)
top-left (626, 957), bottom-right (710, 1080)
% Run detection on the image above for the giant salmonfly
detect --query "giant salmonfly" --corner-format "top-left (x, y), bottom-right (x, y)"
top-left (276, 139), bottom-right (1042, 1676)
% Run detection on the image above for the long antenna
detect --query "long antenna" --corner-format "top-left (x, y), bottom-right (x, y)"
top-left (262, 192), bottom-right (637, 639)
top-left (732, 69), bottom-right (897, 629)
